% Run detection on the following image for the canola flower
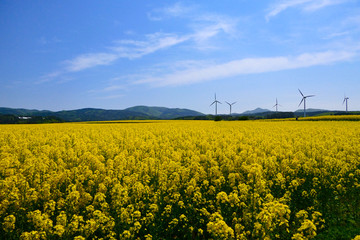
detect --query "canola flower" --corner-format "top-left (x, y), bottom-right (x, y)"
top-left (0, 120), bottom-right (360, 239)
top-left (296, 115), bottom-right (360, 121)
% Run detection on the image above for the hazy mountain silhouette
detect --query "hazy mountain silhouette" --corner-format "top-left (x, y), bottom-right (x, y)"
top-left (0, 106), bottom-right (204, 122)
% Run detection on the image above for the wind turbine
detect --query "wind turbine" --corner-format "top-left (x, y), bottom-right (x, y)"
top-left (225, 101), bottom-right (236, 115)
top-left (343, 95), bottom-right (349, 112)
top-left (273, 98), bottom-right (280, 112)
top-left (298, 89), bottom-right (315, 117)
top-left (210, 93), bottom-right (221, 115)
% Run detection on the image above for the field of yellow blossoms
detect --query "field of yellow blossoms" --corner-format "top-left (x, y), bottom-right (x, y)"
top-left (1, 120), bottom-right (360, 239)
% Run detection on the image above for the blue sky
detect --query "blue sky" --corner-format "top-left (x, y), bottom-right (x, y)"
top-left (1, 0), bottom-right (360, 114)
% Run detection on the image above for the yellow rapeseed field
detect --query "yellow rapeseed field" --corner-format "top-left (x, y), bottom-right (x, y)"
top-left (0, 120), bottom-right (360, 239)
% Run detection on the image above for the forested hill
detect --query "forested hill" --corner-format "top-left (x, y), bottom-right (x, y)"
top-left (0, 114), bottom-right (63, 124)
top-left (125, 106), bottom-right (204, 119)
top-left (0, 106), bottom-right (205, 122)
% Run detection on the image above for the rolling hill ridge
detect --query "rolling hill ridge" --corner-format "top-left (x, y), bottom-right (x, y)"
top-left (0, 106), bottom-right (204, 122)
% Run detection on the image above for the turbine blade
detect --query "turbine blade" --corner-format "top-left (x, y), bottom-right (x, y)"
top-left (210, 101), bottom-right (215, 106)
top-left (306, 95), bottom-right (315, 98)
top-left (298, 89), bottom-right (304, 97)
top-left (225, 101), bottom-right (230, 105)
top-left (232, 102), bottom-right (236, 105)
top-left (298, 98), bottom-right (304, 107)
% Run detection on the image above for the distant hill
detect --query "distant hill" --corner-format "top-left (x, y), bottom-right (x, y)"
top-left (0, 106), bottom-right (204, 122)
top-left (2, 106), bottom-right (358, 123)
top-left (295, 108), bottom-right (328, 113)
top-left (0, 107), bottom-right (52, 116)
top-left (125, 106), bottom-right (204, 119)
top-left (240, 108), bottom-right (271, 115)
top-left (0, 113), bottom-right (63, 124)
top-left (53, 108), bottom-right (150, 122)
top-left (294, 109), bottom-right (332, 117)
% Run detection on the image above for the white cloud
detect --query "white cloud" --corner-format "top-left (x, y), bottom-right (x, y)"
top-left (149, 2), bottom-right (238, 47)
top-left (102, 84), bottom-right (127, 92)
top-left (148, 2), bottom-right (194, 20)
top-left (65, 53), bottom-right (118, 72)
top-left (133, 50), bottom-right (356, 87)
top-left (320, 12), bottom-right (360, 41)
top-left (41, 3), bottom-right (238, 82)
top-left (266, 0), bottom-right (350, 20)
top-left (113, 33), bottom-right (191, 59)
top-left (266, 0), bottom-right (311, 20)
top-left (37, 71), bottom-right (63, 84)
top-left (304, 0), bottom-right (349, 11)
top-left (191, 16), bottom-right (238, 44)
top-left (323, 31), bottom-right (350, 39)
top-left (51, 17), bottom-right (236, 76)
top-left (55, 33), bottom-right (190, 74)
top-left (343, 14), bottom-right (360, 29)
top-left (97, 94), bottom-right (125, 100)
top-left (163, 2), bottom-right (193, 17)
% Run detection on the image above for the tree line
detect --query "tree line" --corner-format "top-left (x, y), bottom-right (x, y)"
top-left (0, 114), bottom-right (63, 124)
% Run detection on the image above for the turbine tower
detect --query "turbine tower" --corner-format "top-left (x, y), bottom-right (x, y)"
top-left (225, 101), bottom-right (236, 115)
top-left (298, 89), bottom-right (315, 117)
top-left (343, 95), bottom-right (349, 112)
top-left (210, 93), bottom-right (221, 116)
top-left (273, 98), bottom-right (280, 112)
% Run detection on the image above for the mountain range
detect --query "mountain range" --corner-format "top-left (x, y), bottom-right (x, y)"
top-left (0, 106), bottom-right (204, 122)
top-left (0, 106), bottom-right (355, 122)
top-left (238, 108), bottom-right (271, 115)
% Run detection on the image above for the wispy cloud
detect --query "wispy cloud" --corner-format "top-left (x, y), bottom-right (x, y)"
top-left (132, 50), bottom-right (356, 87)
top-left (320, 11), bottom-right (360, 41)
top-left (164, 2), bottom-right (193, 17)
top-left (102, 84), bottom-right (127, 92)
top-left (148, 2), bottom-right (239, 47)
top-left (59, 33), bottom-right (189, 74)
top-left (112, 33), bottom-right (191, 59)
top-left (65, 53), bottom-right (118, 72)
top-left (38, 36), bottom-right (62, 45)
top-left (148, 2), bottom-right (195, 20)
top-left (191, 15), bottom-right (238, 45)
top-left (343, 14), bottom-right (360, 31)
top-left (39, 2), bottom-right (238, 86)
top-left (40, 32), bottom-right (191, 82)
top-left (267, 0), bottom-right (311, 20)
top-left (96, 94), bottom-right (125, 100)
top-left (62, 33), bottom-right (191, 73)
top-left (266, 0), bottom-right (350, 20)
top-left (303, 0), bottom-right (349, 11)
top-left (37, 71), bottom-right (63, 84)
top-left (42, 13), bottom-right (237, 82)
top-left (323, 31), bottom-right (350, 39)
